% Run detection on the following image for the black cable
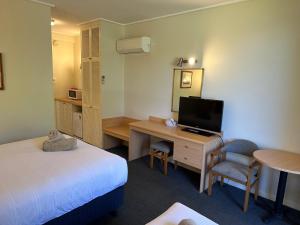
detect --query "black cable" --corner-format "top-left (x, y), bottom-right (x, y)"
top-left (216, 134), bottom-right (224, 147)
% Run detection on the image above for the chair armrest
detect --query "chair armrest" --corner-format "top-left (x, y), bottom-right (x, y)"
top-left (210, 148), bottom-right (222, 157)
top-left (246, 159), bottom-right (262, 181)
top-left (248, 158), bottom-right (261, 169)
top-left (208, 148), bottom-right (223, 170)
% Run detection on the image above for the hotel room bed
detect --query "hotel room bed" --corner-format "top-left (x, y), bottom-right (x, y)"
top-left (0, 136), bottom-right (128, 225)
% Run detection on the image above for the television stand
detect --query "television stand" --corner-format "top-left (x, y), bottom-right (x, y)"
top-left (181, 128), bottom-right (214, 137)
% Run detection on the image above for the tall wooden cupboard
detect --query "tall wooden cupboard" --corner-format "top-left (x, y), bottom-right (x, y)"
top-left (81, 22), bottom-right (102, 147)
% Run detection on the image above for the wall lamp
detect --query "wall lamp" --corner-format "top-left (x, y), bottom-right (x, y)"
top-left (176, 57), bottom-right (198, 67)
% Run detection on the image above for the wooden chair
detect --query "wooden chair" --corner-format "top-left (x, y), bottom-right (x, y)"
top-left (208, 139), bottom-right (262, 212)
top-left (149, 141), bottom-right (173, 175)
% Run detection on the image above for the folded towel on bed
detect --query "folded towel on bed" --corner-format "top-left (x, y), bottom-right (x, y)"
top-left (48, 129), bottom-right (65, 142)
top-left (179, 219), bottom-right (198, 225)
top-left (43, 130), bottom-right (77, 152)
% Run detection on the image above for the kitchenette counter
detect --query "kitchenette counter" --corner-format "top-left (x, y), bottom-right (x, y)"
top-left (55, 98), bottom-right (82, 107)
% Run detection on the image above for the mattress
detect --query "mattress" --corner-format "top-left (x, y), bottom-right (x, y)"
top-left (0, 137), bottom-right (128, 225)
top-left (146, 202), bottom-right (218, 225)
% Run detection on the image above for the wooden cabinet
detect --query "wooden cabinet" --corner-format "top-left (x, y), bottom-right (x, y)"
top-left (81, 26), bottom-right (100, 60)
top-left (55, 101), bottom-right (73, 135)
top-left (82, 60), bottom-right (100, 108)
top-left (81, 22), bottom-right (102, 147)
top-left (83, 107), bottom-right (102, 146)
top-left (173, 139), bottom-right (203, 170)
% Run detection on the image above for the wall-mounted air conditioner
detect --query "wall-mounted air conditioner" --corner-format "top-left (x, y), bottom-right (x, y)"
top-left (116, 36), bottom-right (151, 54)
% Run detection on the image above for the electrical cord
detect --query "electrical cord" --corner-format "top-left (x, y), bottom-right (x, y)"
top-left (216, 134), bottom-right (224, 147)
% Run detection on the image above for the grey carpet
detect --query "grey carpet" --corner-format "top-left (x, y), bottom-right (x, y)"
top-left (91, 146), bottom-right (300, 225)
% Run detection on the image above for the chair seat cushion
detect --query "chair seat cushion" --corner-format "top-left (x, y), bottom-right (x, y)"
top-left (150, 141), bottom-right (173, 153)
top-left (212, 160), bottom-right (257, 182)
top-left (226, 152), bottom-right (253, 166)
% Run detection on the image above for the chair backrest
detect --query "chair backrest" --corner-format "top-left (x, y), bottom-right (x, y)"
top-left (221, 139), bottom-right (258, 157)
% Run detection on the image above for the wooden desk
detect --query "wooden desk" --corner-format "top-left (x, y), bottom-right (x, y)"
top-left (104, 125), bottom-right (130, 142)
top-left (254, 150), bottom-right (300, 223)
top-left (102, 117), bottom-right (139, 149)
top-left (129, 119), bottom-right (221, 193)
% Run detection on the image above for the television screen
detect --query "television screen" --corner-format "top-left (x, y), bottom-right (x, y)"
top-left (178, 97), bottom-right (224, 133)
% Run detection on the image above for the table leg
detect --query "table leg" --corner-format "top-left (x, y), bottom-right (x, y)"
top-left (262, 171), bottom-right (288, 223)
top-left (274, 171), bottom-right (288, 215)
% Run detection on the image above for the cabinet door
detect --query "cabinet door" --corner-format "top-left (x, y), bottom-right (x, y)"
top-left (63, 103), bottom-right (73, 135)
top-left (82, 60), bottom-right (91, 107)
top-left (81, 29), bottom-right (90, 59)
top-left (55, 101), bottom-right (73, 135)
top-left (91, 60), bottom-right (100, 108)
top-left (91, 27), bottom-right (100, 58)
top-left (83, 107), bottom-right (102, 147)
top-left (55, 101), bottom-right (64, 132)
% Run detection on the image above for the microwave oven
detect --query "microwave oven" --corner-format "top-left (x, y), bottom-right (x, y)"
top-left (68, 89), bottom-right (82, 100)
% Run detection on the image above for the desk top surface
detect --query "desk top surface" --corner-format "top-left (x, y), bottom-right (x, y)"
top-left (254, 150), bottom-right (300, 175)
top-left (129, 120), bottom-right (219, 144)
top-left (103, 125), bottom-right (130, 141)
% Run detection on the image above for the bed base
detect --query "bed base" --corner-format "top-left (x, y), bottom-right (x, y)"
top-left (44, 186), bottom-right (124, 225)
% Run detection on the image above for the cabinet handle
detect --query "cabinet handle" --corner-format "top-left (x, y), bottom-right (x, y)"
top-left (184, 157), bottom-right (188, 160)
top-left (184, 145), bottom-right (189, 149)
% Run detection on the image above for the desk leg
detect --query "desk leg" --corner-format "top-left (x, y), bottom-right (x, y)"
top-left (129, 129), bottom-right (150, 161)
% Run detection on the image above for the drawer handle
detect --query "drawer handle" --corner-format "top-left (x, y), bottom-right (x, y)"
top-left (184, 145), bottom-right (189, 149)
top-left (184, 157), bottom-right (188, 160)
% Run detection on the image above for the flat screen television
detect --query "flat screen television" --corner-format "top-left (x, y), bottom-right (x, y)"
top-left (178, 97), bottom-right (224, 134)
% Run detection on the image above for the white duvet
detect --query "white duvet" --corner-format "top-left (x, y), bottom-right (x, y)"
top-left (146, 202), bottom-right (218, 225)
top-left (0, 137), bottom-right (128, 225)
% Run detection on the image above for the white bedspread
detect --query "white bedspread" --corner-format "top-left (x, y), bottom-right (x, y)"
top-left (146, 202), bottom-right (218, 225)
top-left (0, 137), bottom-right (128, 225)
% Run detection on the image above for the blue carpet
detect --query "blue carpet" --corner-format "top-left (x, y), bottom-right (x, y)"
top-left (91, 146), bottom-right (299, 225)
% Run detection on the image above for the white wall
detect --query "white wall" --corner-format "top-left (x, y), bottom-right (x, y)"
top-left (52, 33), bottom-right (78, 98)
top-left (124, 0), bottom-right (300, 209)
top-left (101, 21), bottom-right (125, 118)
top-left (0, 0), bottom-right (55, 144)
top-left (74, 36), bottom-right (82, 89)
top-left (172, 69), bottom-right (203, 112)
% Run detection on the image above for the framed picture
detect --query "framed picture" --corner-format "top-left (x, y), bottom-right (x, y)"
top-left (180, 71), bottom-right (193, 88)
top-left (0, 53), bottom-right (3, 90)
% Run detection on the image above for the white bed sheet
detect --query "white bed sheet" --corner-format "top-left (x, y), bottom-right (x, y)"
top-left (146, 202), bottom-right (218, 225)
top-left (0, 137), bottom-right (128, 225)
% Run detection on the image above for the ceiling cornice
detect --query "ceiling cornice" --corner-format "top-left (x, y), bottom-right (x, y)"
top-left (32, 0), bottom-right (248, 26)
top-left (79, 0), bottom-right (248, 26)
top-left (78, 17), bottom-right (124, 26)
top-left (29, 0), bottom-right (55, 8)
top-left (124, 0), bottom-right (248, 25)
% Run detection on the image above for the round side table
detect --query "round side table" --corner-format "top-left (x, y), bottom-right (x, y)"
top-left (254, 150), bottom-right (300, 224)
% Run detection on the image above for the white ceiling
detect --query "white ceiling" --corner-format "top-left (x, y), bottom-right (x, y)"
top-left (36, 0), bottom-right (245, 35)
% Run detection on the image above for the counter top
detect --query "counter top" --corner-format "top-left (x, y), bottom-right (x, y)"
top-left (55, 98), bottom-right (82, 106)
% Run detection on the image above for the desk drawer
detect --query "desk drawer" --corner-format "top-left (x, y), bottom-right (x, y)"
top-left (174, 140), bottom-right (203, 169)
